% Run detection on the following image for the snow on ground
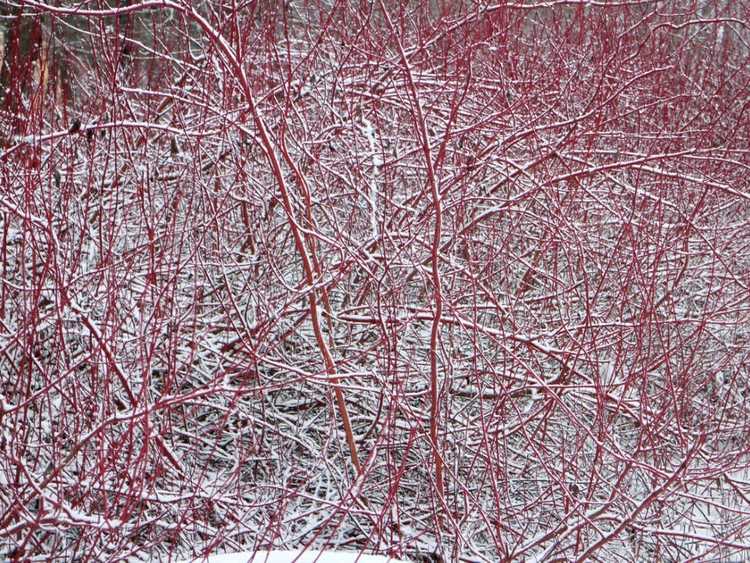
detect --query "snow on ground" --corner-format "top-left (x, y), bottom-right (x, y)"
top-left (183, 550), bottom-right (411, 563)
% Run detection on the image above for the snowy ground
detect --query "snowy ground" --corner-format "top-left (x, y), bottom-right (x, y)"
top-left (182, 550), bottom-right (411, 563)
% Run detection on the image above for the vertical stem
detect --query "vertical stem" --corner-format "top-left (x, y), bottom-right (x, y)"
top-left (178, 3), bottom-right (363, 474)
top-left (378, 0), bottom-right (444, 498)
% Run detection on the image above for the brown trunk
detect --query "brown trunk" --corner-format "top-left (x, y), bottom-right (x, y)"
top-left (0, 8), bottom-right (43, 135)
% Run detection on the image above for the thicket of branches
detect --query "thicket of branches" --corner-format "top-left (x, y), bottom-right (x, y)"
top-left (1, 1), bottom-right (749, 561)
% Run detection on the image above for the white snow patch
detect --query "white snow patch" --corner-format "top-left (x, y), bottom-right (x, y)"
top-left (181, 551), bottom-right (410, 563)
top-left (360, 117), bottom-right (381, 238)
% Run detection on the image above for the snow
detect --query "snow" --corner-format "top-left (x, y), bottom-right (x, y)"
top-left (360, 117), bottom-right (381, 238)
top-left (182, 551), bottom-right (410, 563)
